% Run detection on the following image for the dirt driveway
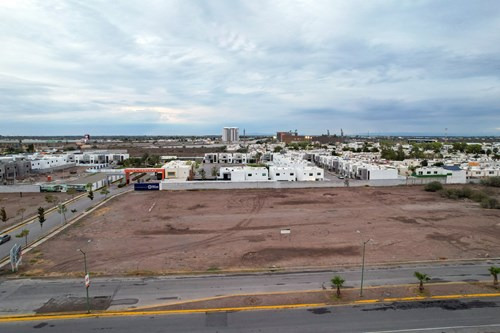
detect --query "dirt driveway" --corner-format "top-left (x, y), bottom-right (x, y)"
top-left (19, 186), bottom-right (500, 276)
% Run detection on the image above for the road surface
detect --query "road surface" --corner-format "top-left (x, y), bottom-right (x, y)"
top-left (0, 260), bottom-right (498, 315)
top-left (0, 185), bottom-right (130, 262)
top-left (1, 297), bottom-right (499, 332)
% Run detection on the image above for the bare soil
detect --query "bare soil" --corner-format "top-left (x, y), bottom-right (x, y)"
top-left (19, 186), bottom-right (500, 276)
top-left (0, 192), bottom-right (73, 229)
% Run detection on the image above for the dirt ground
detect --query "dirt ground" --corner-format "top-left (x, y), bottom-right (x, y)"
top-left (19, 186), bottom-right (500, 276)
top-left (0, 192), bottom-right (73, 229)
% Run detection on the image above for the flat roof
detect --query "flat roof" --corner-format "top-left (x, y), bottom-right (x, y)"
top-left (66, 173), bottom-right (110, 185)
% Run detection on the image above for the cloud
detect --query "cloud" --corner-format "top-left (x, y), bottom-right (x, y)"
top-left (0, 0), bottom-right (499, 135)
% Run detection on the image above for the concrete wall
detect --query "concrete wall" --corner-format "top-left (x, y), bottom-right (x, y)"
top-left (0, 185), bottom-right (41, 193)
top-left (160, 178), bottom-right (407, 190)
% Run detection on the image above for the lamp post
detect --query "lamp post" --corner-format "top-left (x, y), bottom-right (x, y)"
top-left (360, 238), bottom-right (371, 297)
top-left (78, 248), bottom-right (91, 313)
top-left (356, 230), bottom-right (372, 297)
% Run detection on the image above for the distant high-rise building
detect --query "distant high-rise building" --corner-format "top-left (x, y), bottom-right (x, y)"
top-left (222, 127), bottom-right (239, 142)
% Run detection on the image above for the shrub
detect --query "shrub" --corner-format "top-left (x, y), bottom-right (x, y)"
top-left (471, 190), bottom-right (490, 203)
top-left (481, 177), bottom-right (500, 187)
top-left (425, 181), bottom-right (443, 192)
top-left (480, 197), bottom-right (499, 209)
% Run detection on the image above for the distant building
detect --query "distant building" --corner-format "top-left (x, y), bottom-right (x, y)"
top-left (276, 130), bottom-right (312, 144)
top-left (222, 127), bottom-right (239, 142)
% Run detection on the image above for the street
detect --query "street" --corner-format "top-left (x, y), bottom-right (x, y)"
top-left (1, 297), bottom-right (499, 332)
top-left (0, 260), bottom-right (498, 315)
top-left (0, 185), bottom-right (130, 264)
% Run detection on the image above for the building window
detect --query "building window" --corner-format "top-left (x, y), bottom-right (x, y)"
top-left (248, 174), bottom-right (252, 176)
top-left (290, 173), bottom-right (294, 176)
top-left (309, 173), bottom-right (313, 176)
top-left (317, 173), bottom-right (321, 176)
top-left (276, 173), bottom-right (280, 176)
top-left (434, 171), bottom-right (438, 174)
top-left (427, 171), bottom-right (431, 175)
top-left (262, 173), bottom-right (266, 176)
top-left (489, 171), bottom-right (494, 174)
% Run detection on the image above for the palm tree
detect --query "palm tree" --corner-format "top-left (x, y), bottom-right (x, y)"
top-left (100, 185), bottom-right (110, 199)
top-left (15, 229), bottom-right (30, 247)
top-left (57, 204), bottom-right (68, 224)
top-left (331, 276), bottom-right (345, 298)
top-left (414, 271), bottom-right (430, 292)
top-left (489, 266), bottom-right (500, 286)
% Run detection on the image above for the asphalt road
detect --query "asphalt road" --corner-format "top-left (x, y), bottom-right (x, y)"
top-left (1, 260), bottom-right (498, 315)
top-left (0, 185), bottom-right (130, 263)
top-left (1, 297), bottom-right (499, 333)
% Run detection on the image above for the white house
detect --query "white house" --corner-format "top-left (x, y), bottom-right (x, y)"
top-left (269, 166), bottom-right (296, 181)
top-left (162, 160), bottom-right (193, 180)
top-left (296, 166), bottom-right (324, 181)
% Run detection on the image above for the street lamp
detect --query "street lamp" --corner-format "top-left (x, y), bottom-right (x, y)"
top-left (77, 248), bottom-right (91, 313)
top-left (356, 230), bottom-right (372, 297)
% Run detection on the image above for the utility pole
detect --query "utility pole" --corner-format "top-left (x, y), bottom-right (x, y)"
top-left (78, 249), bottom-right (91, 313)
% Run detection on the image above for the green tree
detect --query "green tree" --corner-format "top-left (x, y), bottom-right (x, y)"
top-left (15, 229), bottom-right (30, 247)
top-left (0, 207), bottom-right (6, 223)
top-left (331, 275), bottom-right (345, 298)
top-left (489, 266), bottom-right (500, 286)
top-left (200, 169), bottom-right (206, 180)
top-left (414, 271), bottom-right (430, 292)
top-left (100, 185), bottom-right (110, 199)
top-left (273, 146), bottom-right (283, 153)
top-left (57, 204), bottom-right (67, 223)
top-left (211, 167), bottom-right (218, 178)
top-left (86, 183), bottom-right (94, 201)
top-left (17, 207), bottom-right (26, 221)
top-left (26, 143), bottom-right (35, 153)
top-left (465, 144), bottom-right (482, 155)
top-left (38, 207), bottom-right (45, 228)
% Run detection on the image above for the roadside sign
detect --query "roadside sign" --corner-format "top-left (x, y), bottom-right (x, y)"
top-left (134, 183), bottom-right (160, 191)
top-left (85, 274), bottom-right (90, 288)
top-left (10, 244), bottom-right (22, 272)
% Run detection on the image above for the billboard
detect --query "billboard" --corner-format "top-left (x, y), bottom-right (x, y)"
top-left (134, 183), bottom-right (160, 191)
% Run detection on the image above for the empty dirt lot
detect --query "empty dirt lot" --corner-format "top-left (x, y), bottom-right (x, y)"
top-left (21, 186), bottom-right (500, 276)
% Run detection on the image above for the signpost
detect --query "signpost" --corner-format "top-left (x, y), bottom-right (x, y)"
top-left (9, 244), bottom-right (22, 272)
top-left (78, 249), bottom-right (91, 313)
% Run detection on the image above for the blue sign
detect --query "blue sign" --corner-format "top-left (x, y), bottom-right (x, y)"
top-left (134, 183), bottom-right (160, 191)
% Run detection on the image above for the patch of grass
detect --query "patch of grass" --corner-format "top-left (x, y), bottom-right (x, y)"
top-left (424, 181), bottom-right (443, 192)
top-left (439, 186), bottom-right (499, 209)
top-left (207, 266), bottom-right (220, 272)
top-left (125, 270), bottom-right (157, 276)
top-left (480, 176), bottom-right (500, 187)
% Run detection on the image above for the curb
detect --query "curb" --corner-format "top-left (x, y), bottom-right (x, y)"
top-left (0, 292), bottom-right (499, 323)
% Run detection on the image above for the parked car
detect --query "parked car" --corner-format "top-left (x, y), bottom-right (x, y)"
top-left (0, 234), bottom-right (11, 245)
top-left (337, 175), bottom-right (345, 179)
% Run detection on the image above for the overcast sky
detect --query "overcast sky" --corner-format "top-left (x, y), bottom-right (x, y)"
top-left (0, 0), bottom-right (499, 136)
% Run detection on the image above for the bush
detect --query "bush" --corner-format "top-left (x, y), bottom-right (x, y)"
top-left (425, 181), bottom-right (443, 192)
top-left (481, 177), bottom-right (500, 187)
top-left (480, 197), bottom-right (499, 209)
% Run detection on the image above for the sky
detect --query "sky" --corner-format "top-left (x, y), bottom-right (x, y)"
top-left (0, 0), bottom-right (499, 136)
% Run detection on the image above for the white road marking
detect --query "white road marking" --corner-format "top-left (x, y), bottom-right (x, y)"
top-left (365, 323), bottom-right (500, 333)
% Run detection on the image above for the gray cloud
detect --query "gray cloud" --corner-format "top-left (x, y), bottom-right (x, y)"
top-left (0, 0), bottom-right (499, 135)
